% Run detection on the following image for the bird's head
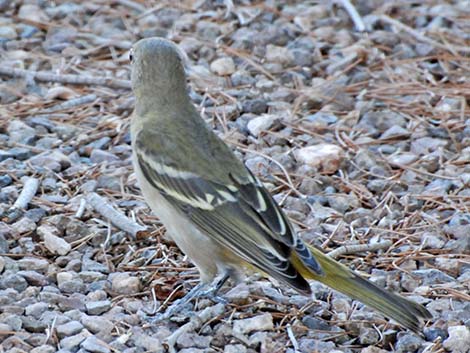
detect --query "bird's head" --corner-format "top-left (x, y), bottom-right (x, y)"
top-left (130, 37), bottom-right (188, 108)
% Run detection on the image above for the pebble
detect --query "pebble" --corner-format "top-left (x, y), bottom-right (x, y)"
top-left (81, 315), bottom-right (114, 334)
top-left (30, 345), bottom-right (56, 353)
top-left (12, 217), bottom-right (37, 234)
top-left (210, 57), bottom-right (236, 76)
top-left (246, 114), bottom-right (278, 136)
top-left (0, 273), bottom-right (28, 292)
top-left (443, 325), bottom-right (470, 353)
top-left (86, 300), bottom-right (111, 315)
top-left (265, 44), bottom-right (294, 64)
top-left (80, 336), bottom-right (111, 353)
top-left (56, 320), bottom-right (84, 338)
top-left (7, 120), bottom-right (36, 145)
top-left (111, 273), bottom-right (141, 295)
top-left (60, 330), bottom-right (91, 350)
top-left (43, 230), bottom-right (71, 255)
top-left (90, 149), bottom-right (120, 164)
top-left (295, 144), bottom-right (344, 174)
top-left (0, 174), bottom-right (12, 187)
top-left (233, 313), bottom-right (273, 335)
top-left (395, 333), bottom-right (424, 352)
top-left (25, 302), bottom-right (49, 318)
top-left (29, 150), bottom-right (71, 172)
top-left (0, 26), bottom-right (17, 40)
top-left (242, 99), bottom-right (267, 114)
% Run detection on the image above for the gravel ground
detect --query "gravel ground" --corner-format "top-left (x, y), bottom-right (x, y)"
top-left (0, 1), bottom-right (469, 352)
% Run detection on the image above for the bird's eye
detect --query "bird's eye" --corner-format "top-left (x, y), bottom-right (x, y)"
top-left (129, 48), bottom-right (134, 62)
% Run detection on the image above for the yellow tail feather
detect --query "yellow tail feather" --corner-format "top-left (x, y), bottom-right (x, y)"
top-left (292, 245), bottom-right (432, 333)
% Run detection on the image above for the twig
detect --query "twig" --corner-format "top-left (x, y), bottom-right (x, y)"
top-left (336, 0), bottom-right (366, 32)
top-left (43, 94), bottom-right (98, 113)
top-left (166, 304), bottom-right (225, 353)
top-left (378, 15), bottom-right (470, 54)
top-left (75, 197), bottom-right (87, 219)
top-left (286, 324), bottom-right (300, 353)
top-left (327, 240), bottom-right (392, 259)
top-left (86, 192), bottom-right (147, 239)
top-left (0, 67), bottom-right (131, 89)
top-left (12, 177), bottom-right (40, 210)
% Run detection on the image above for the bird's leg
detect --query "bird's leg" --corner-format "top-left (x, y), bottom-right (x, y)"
top-left (197, 272), bottom-right (230, 304)
top-left (150, 272), bottom-right (231, 322)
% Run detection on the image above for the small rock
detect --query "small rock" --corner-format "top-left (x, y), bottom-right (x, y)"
top-left (265, 44), bottom-right (294, 64)
top-left (22, 316), bottom-right (48, 333)
top-left (81, 336), bottom-right (110, 353)
top-left (210, 57), bottom-right (236, 76)
top-left (81, 315), bottom-right (113, 334)
top-left (38, 225), bottom-right (71, 255)
top-left (30, 345), bottom-right (56, 353)
top-left (295, 144), bottom-right (344, 174)
top-left (111, 273), bottom-right (141, 295)
top-left (60, 330), bottom-right (91, 350)
top-left (8, 147), bottom-right (33, 160)
top-left (0, 274), bottom-right (28, 292)
top-left (359, 326), bottom-right (380, 345)
top-left (305, 112), bottom-right (338, 127)
top-left (443, 325), bottom-right (470, 353)
top-left (11, 217), bottom-right (37, 234)
top-left (57, 272), bottom-right (86, 293)
top-left (86, 300), bottom-right (111, 315)
top-left (90, 149), bottom-right (120, 164)
top-left (421, 232), bottom-right (445, 249)
top-left (0, 175), bottom-right (12, 187)
top-left (395, 333), bottom-right (424, 353)
top-left (18, 257), bottom-right (49, 272)
top-left (176, 332), bottom-right (211, 349)
top-left (225, 283), bottom-right (250, 305)
top-left (56, 321), bottom-right (84, 338)
top-left (7, 120), bottom-right (36, 144)
top-left (411, 137), bottom-right (447, 155)
top-left (224, 344), bottom-right (247, 353)
top-left (412, 269), bottom-right (455, 285)
top-left (242, 99), bottom-right (267, 114)
top-left (0, 26), bottom-right (17, 40)
top-left (18, 270), bottom-right (48, 286)
top-left (25, 302), bottom-right (49, 318)
top-left (233, 313), bottom-right (273, 335)
top-left (381, 125), bottom-right (410, 139)
top-left (29, 150), bottom-right (71, 172)
top-left (18, 4), bottom-right (49, 23)
top-left (424, 327), bottom-right (448, 342)
top-left (361, 347), bottom-right (389, 353)
top-left (299, 338), bottom-right (336, 353)
top-left (388, 153), bottom-right (418, 166)
top-left (302, 316), bottom-right (331, 330)
top-left (246, 114), bottom-right (278, 137)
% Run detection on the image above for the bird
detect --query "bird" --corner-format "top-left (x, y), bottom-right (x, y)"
top-left (129, 37), bottom-right (432, 333)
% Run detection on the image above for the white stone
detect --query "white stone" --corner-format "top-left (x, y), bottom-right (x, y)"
top-left (44, 233), bottom-right (71, 255)
top-left (443, 325), bottom-right (470, 353)
top-left (111, 273), bottom-right (141, 295)
top-left (233, 313), bottom-right (273, 335)
top-left (295, 144), bottom-right (344, 174)
top-left (265, 44), bottom-right (294, 64)
top-left (210, 57), bottom-right (236, 76)
top-left (56, 272), bottom-right (74, 286)
top-left (247, 114), bottom-right (277, 137)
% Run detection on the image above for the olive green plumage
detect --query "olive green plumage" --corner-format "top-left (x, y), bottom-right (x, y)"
top-left (130, 37), bottom-right (431, 332)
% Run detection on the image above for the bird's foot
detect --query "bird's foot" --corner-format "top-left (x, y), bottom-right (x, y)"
top-left (148, 273), bottom-right (230, 323)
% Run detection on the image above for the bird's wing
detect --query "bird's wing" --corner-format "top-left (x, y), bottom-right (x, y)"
top-left (135, 129), bottom-right (322, 293)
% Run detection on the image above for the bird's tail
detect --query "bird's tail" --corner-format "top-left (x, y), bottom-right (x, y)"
top-left (292, 244), bottom-right (432, 333)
